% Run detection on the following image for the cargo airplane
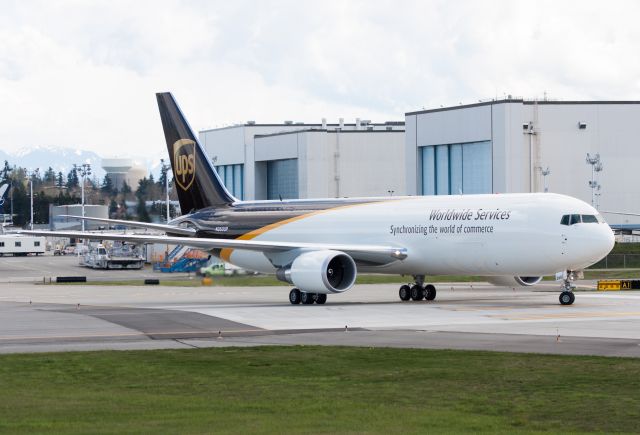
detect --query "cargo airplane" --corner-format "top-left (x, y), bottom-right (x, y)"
top-left (20, 93), bottom-right (615, 305)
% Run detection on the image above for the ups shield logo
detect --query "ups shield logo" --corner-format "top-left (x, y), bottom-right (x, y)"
top-left (173, 139), bottom-right (196, 191)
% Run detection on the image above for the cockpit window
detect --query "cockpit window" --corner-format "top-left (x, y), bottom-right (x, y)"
top-left (561, 213), bottom-right (602, 225)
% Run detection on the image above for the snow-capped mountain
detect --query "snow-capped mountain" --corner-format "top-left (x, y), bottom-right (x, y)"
top-left (2, 146), bottom-right (103, 177)
top-left (0, 146), bottom-right (169, 180)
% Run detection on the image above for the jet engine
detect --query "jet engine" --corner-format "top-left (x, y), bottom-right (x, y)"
top-left (485, 276), bottom-right (544, 287)
top-left (276, 250), bottom-right (357, 294)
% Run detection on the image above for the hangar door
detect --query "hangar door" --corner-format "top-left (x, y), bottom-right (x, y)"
top-left (267, 158), bottom-right (298, 200)
top-left (215, 164), bottom-right (244, 200)
top-left (420, 141), bottom-right (492, 195)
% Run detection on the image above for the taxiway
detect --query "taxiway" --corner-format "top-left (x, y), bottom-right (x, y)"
top-left (1, 255), bottom-right (639, 356)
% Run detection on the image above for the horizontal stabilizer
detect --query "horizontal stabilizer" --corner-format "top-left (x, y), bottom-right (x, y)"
top-left (57, 215), bottom-right (196, 236)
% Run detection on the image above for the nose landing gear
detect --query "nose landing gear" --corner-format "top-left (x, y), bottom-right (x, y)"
top-left (559, 271), bottom-right (576, 305)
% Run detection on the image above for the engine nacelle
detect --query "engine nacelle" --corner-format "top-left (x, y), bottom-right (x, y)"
top-left (277, 250), bottom-right (357, 294)
top-left (485, 276), bottom-right (544, 287)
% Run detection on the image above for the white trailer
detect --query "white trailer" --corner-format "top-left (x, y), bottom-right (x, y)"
top-left (0, 235), bottom-right (46, 256)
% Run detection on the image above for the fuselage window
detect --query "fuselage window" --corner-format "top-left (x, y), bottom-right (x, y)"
top-left (560, 215), bottom-right (570, 226)
top-left (581, 214), bottom-right (599, 223)
top-left (569, 214), bottom-right (581, 225)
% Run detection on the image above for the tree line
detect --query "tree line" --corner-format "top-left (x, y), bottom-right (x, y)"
top-left (0, 160), bottom-right (176, 227)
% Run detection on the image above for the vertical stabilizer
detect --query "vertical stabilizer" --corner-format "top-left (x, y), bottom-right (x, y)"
top-left (0, 183), bottom-right (8, 214)
top-left (156, 92), bottom-right (236, 213)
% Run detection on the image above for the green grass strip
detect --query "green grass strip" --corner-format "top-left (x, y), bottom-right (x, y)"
top-left (0, 346), bottom-right (639, 433)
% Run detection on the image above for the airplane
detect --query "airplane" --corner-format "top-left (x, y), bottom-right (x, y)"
top-left (0, 183), bottom-right (10, 225)
top-left (0, 183), bottom-right (8, 210)
top-left (19, 93), bottom-right (615, 306)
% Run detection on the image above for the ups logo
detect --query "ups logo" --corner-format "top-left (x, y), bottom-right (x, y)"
top-left (173, 139), bottom-right (196, 191)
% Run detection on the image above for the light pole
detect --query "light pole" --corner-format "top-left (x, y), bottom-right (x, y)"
top-left (160, 159), bottom-right (171, 223)
top-left (586, 153), bottom-right (603, 208)
top-left (74, 163), bottom-right (92, 231)
top-left (541, 167), bottom-right (551, 193)
top-left (524, 122), bottom-right (537, 192)
top-left (9, 179), bottom-right (13, 224)
top-left (25, 168), bottom-right (38, 230)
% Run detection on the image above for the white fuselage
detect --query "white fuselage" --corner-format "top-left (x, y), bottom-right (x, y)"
top-left (226, 193), bottom-right (614, 277)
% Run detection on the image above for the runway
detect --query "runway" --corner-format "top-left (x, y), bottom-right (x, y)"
top-left (1, 256), bottom-right (640, 357)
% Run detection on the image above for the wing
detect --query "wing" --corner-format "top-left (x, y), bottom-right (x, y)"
top-left (56, 215), bottom-right (196, 236)
top-left (601, 211), bottom-right (640, 217)
top-left (17, 229), bottom-right (408, 265)
top-left (600, 211), bottom-right (640, 234)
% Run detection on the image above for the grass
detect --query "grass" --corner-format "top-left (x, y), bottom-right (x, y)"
top-left (50, 270), bottom-right (640, 287)
top-left (583, 269), bottom-right (640, 280)
top-left (49, 274), bottom-right (489, 287)
top-left (0, 346), bottom-right (639, 433)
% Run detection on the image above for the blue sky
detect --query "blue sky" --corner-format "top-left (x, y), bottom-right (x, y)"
top-left (1, 0), bottom-right (639, 156)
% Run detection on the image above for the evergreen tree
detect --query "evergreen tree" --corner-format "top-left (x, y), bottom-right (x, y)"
top-left (101, 175), bottom-right (114, 194)
top-left (135, 177), bottom-right (151, 222)
top-left (56, 172), bottom-right (64, 189)
top-left (66, 167), bottom-right (79, 189)
top-left (44, 167), bottom-right (56, 185)
top-left (121, 180), bottom-right (132, 201)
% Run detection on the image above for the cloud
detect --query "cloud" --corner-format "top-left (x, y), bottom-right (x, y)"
top-left (0, 0), bottom-right (639, 156)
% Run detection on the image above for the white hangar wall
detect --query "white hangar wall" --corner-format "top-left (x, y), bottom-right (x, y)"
top-left (200, 121), bottom-right (405, 201)
top-left (406, 100), bottom-right (640, 225)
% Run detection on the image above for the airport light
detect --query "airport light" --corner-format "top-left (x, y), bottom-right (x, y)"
top-left (586, 153), bottom-right (603, 208)
top-left (10, 178), bottom-right (13, 224)
top-left (160, 159), bottom-right (171, 223)
top-left (25, 168), bottom-right (39, 230)
top-left (523, 122), bottom-right (536, 192)
top-left (74, 163), bottom-right (92, 231)
top-left (541, 167), bottom-right (551, 193)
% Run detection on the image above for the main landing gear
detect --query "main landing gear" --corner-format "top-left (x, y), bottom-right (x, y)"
top-left (399, 275), bottom-right (436, 302)
top-left (289, 288), bottom-right (327, 305)
top-left (559, 270), bottom-right (576, 305)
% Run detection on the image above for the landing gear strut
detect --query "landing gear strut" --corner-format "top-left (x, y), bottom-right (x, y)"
top-left (288, 288), bottom-right (328, 305)
top-left (559, 271), bottom-right (576, 305)
top-left (399, 275), bottom-right (437, 302)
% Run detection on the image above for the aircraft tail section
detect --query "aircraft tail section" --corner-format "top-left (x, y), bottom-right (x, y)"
top-left (156, 92), bottom-right (236, 214)
top-left (0, 183), bottom-right (8, 214)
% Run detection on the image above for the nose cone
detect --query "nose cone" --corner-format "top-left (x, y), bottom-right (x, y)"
top-left (587, 224), bottom-right (615, 266)
top-left (570, 223), bottom-right (615, 269)
top-left (601, 224), bottom-right (616, 257)
top-left (603, 224), bottom-right (616, 257)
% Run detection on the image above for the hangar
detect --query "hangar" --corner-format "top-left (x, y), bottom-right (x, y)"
top-left (199, 120), bottom-right (405, 200)
top-left (405, 98), bottom-right (640, 225)
top-left (200, 98), bottom-right (640, 225)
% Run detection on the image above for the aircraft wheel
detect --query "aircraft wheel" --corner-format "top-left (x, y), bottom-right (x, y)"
top-left (301, 292), bottom-right (315, 305)
top-left (410, 285), bottom-right (424, 301)
top-left (315, 294), bottom-right (327, 305)
top-left (399, 285), bottom-right (411, 301)
top-left (289, 288), bottom-right (301, 305)
top-left (559, 291), bottom-right (575, 305)
top-left (425, 284), bottom-right (437, 301)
